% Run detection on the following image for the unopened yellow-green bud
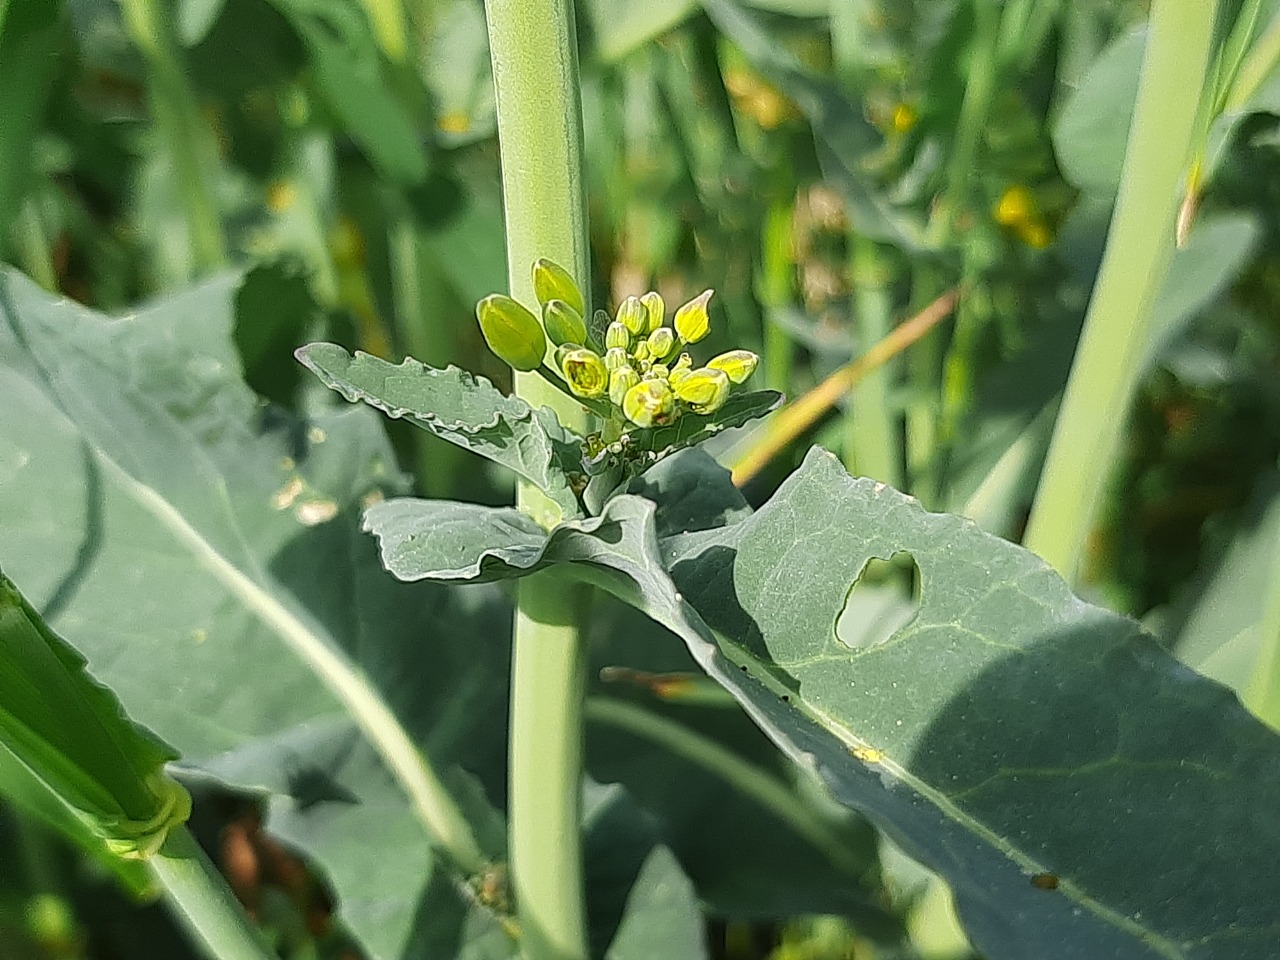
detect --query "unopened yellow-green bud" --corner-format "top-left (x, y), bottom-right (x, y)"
top-left (647, 363), bottom-right (670, 380)
top-left (543, 299), bottom-right (588, 346)
top-left (623, 379), bottom-right (676, 428)
top-left (674, 289), bottom-right (713, 343)
top-left (616, 296), bottom-right (647, 336)
top-left (606, 321), bottom-right (630, 351)
top-left (477, 294), bottom-right (547, 371)
top-left (609, 365), bottom-right (640, 406)
top-left (673, 366), bottom-right (730, 414)
top-left (707, 349), bottom-right (759, 384)
top-left (561, 348), bottom-right (609, 398)
top-left (641, 291), bottom-right (665, 333)
top-left (532, 258), bottom-right (585, 316)
top-left (633, 340), bottom-right (651, 362)
top-left (668, 352), bottom-right (693, 387)
top-left (647, 327), bottom-right (675, 360)
top-left (604, 346), bottom-right (629, 370)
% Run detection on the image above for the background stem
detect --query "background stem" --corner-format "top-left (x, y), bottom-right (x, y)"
top-left (1023, 0), bottom-right (1219, 580)
top-left (119, 0), bottom-right (227, 274)
top-left (151, 826), bottom-right (276, 960)
top-left (484, 1), bottom-right (592, 957)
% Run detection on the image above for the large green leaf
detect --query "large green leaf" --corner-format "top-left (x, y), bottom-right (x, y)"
top-left (297, 342), bottom-right (584, 520)
top-left (370, 445), bottom-right (1280, 958)
top-left (0, 268), bottom-right (510, 959)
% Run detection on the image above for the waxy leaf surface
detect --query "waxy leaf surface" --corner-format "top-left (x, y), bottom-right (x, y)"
top-left (297, 343), bottom-right (583, 519)
top-left (372, 446), bottom-right (1280, 959)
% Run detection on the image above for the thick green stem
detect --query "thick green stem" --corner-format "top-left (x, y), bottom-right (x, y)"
top-left (484, 2), bottom-right (592, 958)
top-left (1024, 0), bottom-right (1218, 580)
top-left (151, 826), bottom-right (275, 960)
top-left (119, 0), bottom-right (227, 274)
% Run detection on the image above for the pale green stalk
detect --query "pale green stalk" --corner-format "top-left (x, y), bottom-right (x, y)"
top-left (484, 2), bottom-right (592, 958)
top-left (844, 237), bottom-right (901, 487)
top-left (15, 198), bottom-right (56, 292)
top-left (1024, 0), bottom-right (1218, 580)
top-left (151, 826), bottom-right (276, 960)
top-left (760, 199), bottom-right (795, 395)
top-left (118, 0), bottom-right (227, 272)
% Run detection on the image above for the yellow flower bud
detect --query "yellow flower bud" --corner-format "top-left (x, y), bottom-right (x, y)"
top-left (674, 290), bottom-right (713, 343)
top-left (609, 365), bottom-right (640, 406)
top-left (623, 379), bottom-right (676, 428)
top-left (673, 367), bottom-right (730, 414)
top-left (669, 352), bottom-right (693, 387)
top-left (604, 346), bottom-right (629, 370)
top-left (707, 349), bottom-right (759, 384)
top-left (647, 327), bottom-right (675, 360)
top-left (646, 363), bottom-right (670, 381)
top-left (640, 291), bottom-right (665, 333)
top-left (606, 321), bottom-right (631, 351)
top-left (561, 348), bottom-right (609, 399)
top-left (616, 296), bottom-right (647, 336)
top-left (476, 294), bottom-right (547, 371)
top-left (542, 299), bottom-right (588, 346)
top-left (532, 258), bottom-right (585, 316)
top-left (633, 340), bottom-right (651, 362)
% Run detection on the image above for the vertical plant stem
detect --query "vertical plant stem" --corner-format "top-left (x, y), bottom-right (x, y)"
top-left (1023, 0), bottom-right (1218, 580)
top-left (760, 198), bottom-right (795, 395)
top-left (151, 826), bottom-right (276, 960)
top-left (926, 0), bottom-right (1002, 247)
top-left (484, 2), bottom-right (592, 958)
top-left (15, 197), bottom-right (57, 292)
top-left (118, 0), bottom-right (227, 273)
top-left (844, 236), bottom-right (901, 486)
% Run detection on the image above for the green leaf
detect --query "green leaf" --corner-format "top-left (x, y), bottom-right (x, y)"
top-left (175, 0), bottom-right (226, 44)
top-left (374, 444), bottom-right (1280, 958)
top-left (266, 0), bottom-right (427, 184)
top-left (0, 0), bottom-right (63, 229)
top-left (580, 0), bottom-right (699, 63)
top-left (1053, 27), bottom-right (1144, 197)
top-left (0, 268), bottom-right (507, 958)
top-left (297, 342), bottom-right (584, 519)
top-left (0, 570), bottom-right (178, 827)
top-left (232, 261), bottom-right (317, 409)
top-left (604, 845), bottom-right (704, 960)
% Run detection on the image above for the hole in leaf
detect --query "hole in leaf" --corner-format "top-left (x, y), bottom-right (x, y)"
top-left (835, 552), bottom-right (921, 650)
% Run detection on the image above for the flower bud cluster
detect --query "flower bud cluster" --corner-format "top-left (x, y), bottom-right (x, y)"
top-left (476, 260), bottom-right (760, 431)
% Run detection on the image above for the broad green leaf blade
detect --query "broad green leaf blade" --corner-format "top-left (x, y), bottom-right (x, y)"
top-left (604, 846), bottom-right (704, 960)
top-left (0, 269), bottom-right (507, 958)
top-left (403, 447), bottom-right (1280, 959)
top-left (0, 571), bottom-right (176, 824)
top-left (297, 342), bottom-right (584, 520)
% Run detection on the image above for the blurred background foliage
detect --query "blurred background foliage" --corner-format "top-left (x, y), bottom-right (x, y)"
top-left (3, 0), bottom-right (1280, 957)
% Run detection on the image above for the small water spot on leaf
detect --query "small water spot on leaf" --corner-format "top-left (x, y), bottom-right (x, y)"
top-left (308, 426), bottom-right (327, 443)
top-left (295, 500), bottom-right (339, 526)
top-left (1030, 872), bottom-right (1059, 891)
top-left (273, 476), bottom-right (303, 509)
top-left (836, 552), bottom-right (920, 650)
top-left (191, 628), bottom-right (208, 645)
top-left (852, 746), bottom-right (884, 763)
